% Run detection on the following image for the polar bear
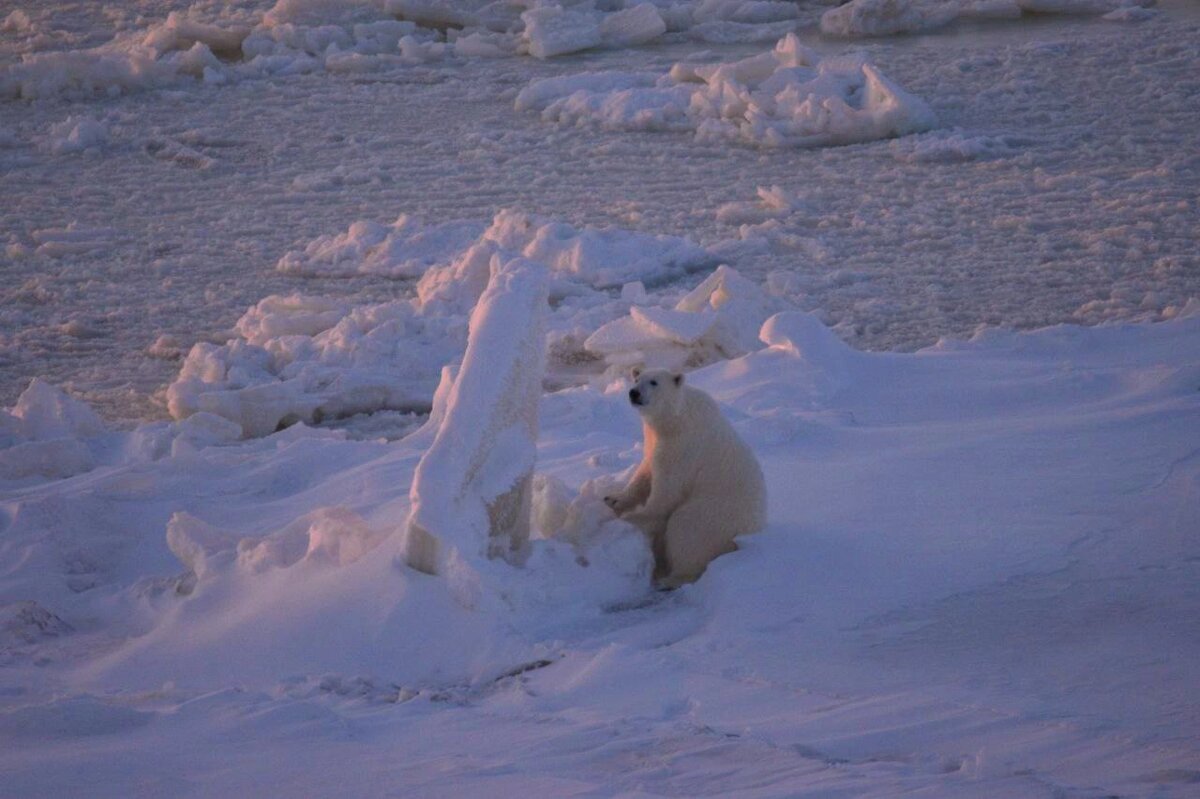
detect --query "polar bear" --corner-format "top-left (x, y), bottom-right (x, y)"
top-left (604, 368), bottom-right (767, 586)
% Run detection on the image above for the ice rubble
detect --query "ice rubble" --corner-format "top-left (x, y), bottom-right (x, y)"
top-left (276, 209), bottom-right (714, 288)
top-left (0, 0), bottom-right (807, 100)
top-left (403, 256), bottom-right (548, 577)
top-left (165, 293), bottom-right (466, 438)
top-left (166, 210), bottom-right (725, 438)
top-left (821, 0), bottom-right (1157, 37)
top-left (585, 265), bottom-right (788, 370)
top-left (515, 34), bottom-right (938, 148)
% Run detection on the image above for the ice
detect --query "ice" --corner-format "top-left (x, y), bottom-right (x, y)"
top-left (171, 211), bottom-right (718, 438)
top-left (43, 116), bottom-right (109, 155)
top-left (1, 10), bottom-right (32, 35)
top-left (403, 255), bottom-right (549, 577)
top-left (822, 0), bottom-right (1156, 37)
top-left (585, 265), bottom-right (787, 370)
top-left (518, 34), bottom-right (937, 148)
top-left (166, 295), bottom-right (465, 437)
top-left (522, 3), bottom-right (668, 60)
top-left (600, 4), bottom-right (669, 47)
top-left (0, 380), bottom-right (105, 481)
top-left (821, 0), bottom-right (963, 37)
top-left (278, 209), bottom-right (713, 288)
top-left (521, 6), bottom-right (605, 60)
top-left (277, 216), bottom-right (486, 279)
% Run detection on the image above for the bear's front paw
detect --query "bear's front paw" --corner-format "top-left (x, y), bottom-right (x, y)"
top-left (604, 494), bottom-right (630, 515)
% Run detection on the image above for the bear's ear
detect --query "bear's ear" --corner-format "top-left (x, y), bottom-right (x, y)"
top-left (631, 367), bottom-right (642, 381)
top-left (673, 373), bottom-right (683, 386)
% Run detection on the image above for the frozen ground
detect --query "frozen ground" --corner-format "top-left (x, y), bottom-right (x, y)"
top-left (1, 0), bottom-right (1197, 421)
top-left (1, 1), bottom-right (1199, 797)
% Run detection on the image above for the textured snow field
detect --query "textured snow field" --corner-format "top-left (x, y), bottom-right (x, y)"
top-left (2, 2), bottom-right (1200, 797)
top-left (2, 1), bottom-right (1198, 420)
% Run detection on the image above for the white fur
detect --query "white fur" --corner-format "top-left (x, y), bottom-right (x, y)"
top-left (605, 368), bottom-right (767, 586)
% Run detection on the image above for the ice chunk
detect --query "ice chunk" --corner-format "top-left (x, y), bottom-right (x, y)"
top-left (9, 379), bottom-right (105, 441)
top-left (170, 412), bottom-right (243, 457)
top-left (44, 116), bottom-right (109, 155)
top-left (0, 380), bottom-right (109, 480)
top-left (600, 4), bottom-right (667, 47)
top-left (404, 255), bottom-right (549, 576)
top-left (166, 512), bottom-right (240, 585)
top-left (821, 0), bottom-right (960, 37)
top-left (141, 12), bottom-right (250, 57)
top-left (522, 6), bottom-right (604, 59)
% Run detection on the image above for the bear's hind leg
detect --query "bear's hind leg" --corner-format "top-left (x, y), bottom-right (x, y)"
top-left (660, 497), bottom-right (737, 587)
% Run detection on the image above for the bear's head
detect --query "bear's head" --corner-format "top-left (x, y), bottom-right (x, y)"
top-left (628, 367), bottom-right (684, 419)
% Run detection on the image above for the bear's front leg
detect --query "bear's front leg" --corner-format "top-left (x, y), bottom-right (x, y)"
top-left (604, 462), bottom-right (651, 516)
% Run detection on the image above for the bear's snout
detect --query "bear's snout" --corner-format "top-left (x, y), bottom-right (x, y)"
top-left (629, 388), bottom-right (642, 405)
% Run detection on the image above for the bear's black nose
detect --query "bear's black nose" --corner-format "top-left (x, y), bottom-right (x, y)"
top-left (629, 388), bottom-right (641, 405)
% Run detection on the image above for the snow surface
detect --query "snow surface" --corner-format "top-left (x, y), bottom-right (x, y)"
top-left (1, 1), bottom-right (1199, 794)
top-left (2, 305), bottom-right (1198, 796)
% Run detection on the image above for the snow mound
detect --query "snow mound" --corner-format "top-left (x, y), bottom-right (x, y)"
top-left (516, 34), bottom-right (937, 148)
top-left (404, 255), bottom-right (548, 579)
top-left (585, 265), bottom-right (789, 371)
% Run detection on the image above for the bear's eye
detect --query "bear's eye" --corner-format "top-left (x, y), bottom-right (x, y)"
top-left (650, 380), bottom-right (657, 386)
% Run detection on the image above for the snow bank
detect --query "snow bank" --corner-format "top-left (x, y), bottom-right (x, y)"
top-left (821, 0), bottom-right (1155, 37)
top-left (516, 34), bottom-right (937, 148)
top-left (404, 256), bottom-right (548, 578)
top-left (585, 265), bottom-right (789, 370)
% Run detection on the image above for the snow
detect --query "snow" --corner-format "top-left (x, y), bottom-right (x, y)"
top-left (517, 34), bottom-right (938, 147)
top-left (403, 255), bottom-right (549, 576)
top-left (1, 1), bottom-right (1199, 793)
top-left (2, 305), bottom-right (1198, 795)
